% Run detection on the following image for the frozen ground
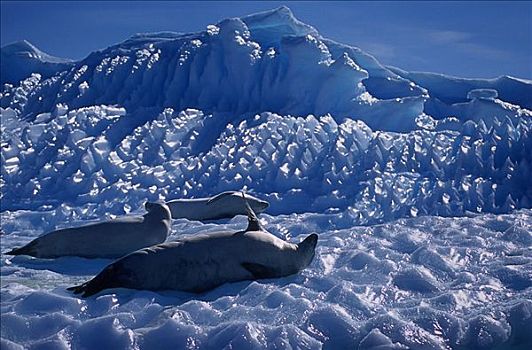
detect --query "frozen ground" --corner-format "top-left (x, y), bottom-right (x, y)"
top-left (2, 210), bottom-right (531, 349)
top-left (1, 6), bottom-right (531, 349)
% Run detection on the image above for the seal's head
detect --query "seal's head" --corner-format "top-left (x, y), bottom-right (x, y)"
top-left (237, 191), bottom-right (269, 213)
top-left (144, 201), bottom-right (172, 221)
top-left (297, 233), bottom-right (318, 269)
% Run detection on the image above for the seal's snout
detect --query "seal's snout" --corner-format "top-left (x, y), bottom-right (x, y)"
top-left (144, 201), bottom-right (172, 220)
top-left (259, 200), bottom-right (269, 211)
top-left (145, 201), bottom-right (154, 211)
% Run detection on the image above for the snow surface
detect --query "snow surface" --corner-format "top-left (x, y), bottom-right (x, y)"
top-left (2, 211), bottom-right (531, 349)
top-left (1, 6), bottom-right (531, 349)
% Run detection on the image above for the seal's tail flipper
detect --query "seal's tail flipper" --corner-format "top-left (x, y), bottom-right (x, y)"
top-left (67, 282), bottom-right (89, 295)
top-left (5, 242), bottom-right (37, 256)
top-left (5, 247), bottom-right (24, 255)
top-left (242, 192), bottom-right (261, 231)
top-left (67, 265), bottom-right (120, 298)
top-left (68, 278), bottom-right (107, 298)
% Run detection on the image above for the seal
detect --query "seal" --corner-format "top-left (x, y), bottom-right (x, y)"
top-left (166, 191), bottom-right (269, 221)
top-left (68, 196), bottom-right (317, 297)
top-left (6, 202), bottom-right (171, 259)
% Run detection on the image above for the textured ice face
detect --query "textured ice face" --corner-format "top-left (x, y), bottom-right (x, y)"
top-left (1, 9), bottom-right (378, 128)
top-left (1, 6), bottom-right (530, 223)
top-left (1, 105), bottom-right (530, 227)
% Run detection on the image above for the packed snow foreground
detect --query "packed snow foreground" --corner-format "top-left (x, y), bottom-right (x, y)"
top-left (1, 6), bottom-right (531, 349)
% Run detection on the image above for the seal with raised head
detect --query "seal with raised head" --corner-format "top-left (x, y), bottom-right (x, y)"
top-left (68, 196), bottom-right (317, 297)
top-left (166, 191), bottom-right (269, 221)
top-left (6, 202), bottom-right (172, 259)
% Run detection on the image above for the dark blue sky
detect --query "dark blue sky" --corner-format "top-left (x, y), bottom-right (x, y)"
top-left (1, 1), bottom-right (531, 79)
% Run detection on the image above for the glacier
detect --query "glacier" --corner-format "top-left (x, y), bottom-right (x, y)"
top-left (1, 6), bottom-right (531, 349)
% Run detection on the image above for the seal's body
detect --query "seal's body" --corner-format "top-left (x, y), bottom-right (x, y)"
top-left (6, 202), bottom-right (171, 259)
top-left (166, 191), bottom-right (269, 220)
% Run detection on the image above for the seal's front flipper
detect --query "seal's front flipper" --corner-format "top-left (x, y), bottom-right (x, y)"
top-left (242, 192), bottom-right (261, 232)
top-left (241, 262), bottom-right (277, 279)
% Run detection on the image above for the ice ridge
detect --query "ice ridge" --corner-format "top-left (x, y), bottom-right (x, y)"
top-left (1, 104), bottom-right (530, 227)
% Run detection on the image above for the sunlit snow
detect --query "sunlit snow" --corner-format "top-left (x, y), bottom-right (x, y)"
top-left (1, 6), bottom-right (531, 349)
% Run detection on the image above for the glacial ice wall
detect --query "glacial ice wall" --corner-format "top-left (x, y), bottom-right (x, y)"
top-left (1, 6), bottom-right (532, 350)
top-left (2, 8), bottom-right (529, 134)
top-left (1, 6), bottom-right (531, 223)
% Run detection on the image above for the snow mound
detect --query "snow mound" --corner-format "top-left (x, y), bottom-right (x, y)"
top-left (0, 40), bottom-right (74, 85)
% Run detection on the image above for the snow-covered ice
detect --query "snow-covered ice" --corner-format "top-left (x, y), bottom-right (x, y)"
top-left (1, 6), bottom-right (531, 349)
top-left (2, 211), bottom-right (531, 349)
